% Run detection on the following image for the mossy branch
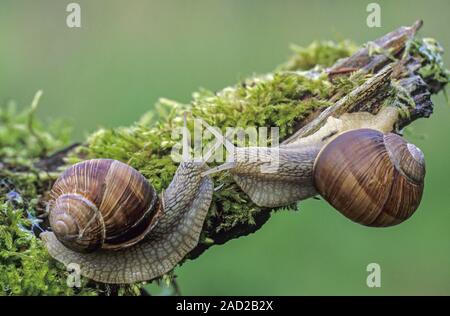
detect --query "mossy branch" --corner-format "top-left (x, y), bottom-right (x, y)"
top-left (1, 21), bottom-right (448, 295)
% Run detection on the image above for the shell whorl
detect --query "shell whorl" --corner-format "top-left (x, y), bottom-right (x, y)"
top-left (49, 193), bottom-right (105, 252)
top-left (48, 159), bottom-right (159, 252)
top-left (384, 133), bottom-right (426, 184)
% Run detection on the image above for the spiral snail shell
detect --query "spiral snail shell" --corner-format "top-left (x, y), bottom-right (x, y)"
top-left (313, 129), bottom-right (425, 226)
top-left (41, 158), bottom-right (213, 284)
top-left (48, 159), bottom-right (159, 253)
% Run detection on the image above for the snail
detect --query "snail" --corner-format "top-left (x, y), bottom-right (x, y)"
top-left (40, 115), bottom-right (214, 284)
top-left (202, 106), bottom-right (425, 227)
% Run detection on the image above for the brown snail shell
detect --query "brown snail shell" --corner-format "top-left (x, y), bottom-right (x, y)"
top-left (313, 128), bottom-right (425, 227)
top-left (48, 159), bottom-right (159, 252)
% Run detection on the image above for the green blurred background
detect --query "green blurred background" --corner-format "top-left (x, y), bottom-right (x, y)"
top-left (1, 0), bottom-right (449, 295)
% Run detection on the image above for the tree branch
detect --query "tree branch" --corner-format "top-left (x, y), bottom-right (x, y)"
top-left (18, 21), bottom-right (448, 285)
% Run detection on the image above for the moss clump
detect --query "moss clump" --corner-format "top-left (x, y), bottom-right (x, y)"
top-left (278, 40), bottom-right (358, 71)
top-left (0, 198), bottom-right (96, 295)
top-left (407, 38), bottom-right (450, 90)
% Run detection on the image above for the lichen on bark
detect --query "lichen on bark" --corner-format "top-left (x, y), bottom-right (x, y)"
top-left (1, 21), bottom-right (448, 295)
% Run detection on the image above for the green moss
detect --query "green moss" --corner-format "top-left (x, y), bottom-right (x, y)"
top-left (278, 40), bottom-right (358, 71)
top-left (407, 37), bottom-right (450, 85)
top-left (0, 199), bottom-right (96, 295)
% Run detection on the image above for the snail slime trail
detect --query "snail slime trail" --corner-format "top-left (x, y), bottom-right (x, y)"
top-left (177, 300), bottom-right (210, 314)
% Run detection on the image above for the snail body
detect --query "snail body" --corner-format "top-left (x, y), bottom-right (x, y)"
top-left (41, 159), bottom-right (213, 284)
top-left (214, 145), bottom-right (321, 208)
